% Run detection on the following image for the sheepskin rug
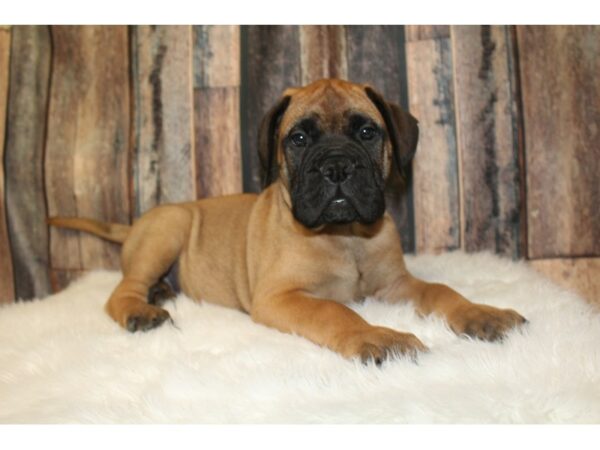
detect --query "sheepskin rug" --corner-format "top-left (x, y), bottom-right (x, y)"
top-left (1, 251), bottom-right (599, 423)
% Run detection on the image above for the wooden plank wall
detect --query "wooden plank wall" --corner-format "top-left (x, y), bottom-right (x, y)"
top-left (406, 25), bottom-right (522, 256)
top-left (406, 25), bottom-right (599, 303)
top-left (0, 25), bottom-right (598, 304)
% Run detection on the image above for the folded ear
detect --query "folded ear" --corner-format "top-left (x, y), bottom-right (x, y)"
top-left (364, 86), bottom-right (419, 178)
top-left (257, 95), bottom-right (292, 188)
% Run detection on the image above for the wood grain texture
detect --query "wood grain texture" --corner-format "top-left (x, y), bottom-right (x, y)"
top-left (451, 26), bottom-right (521, 257)
top-left (517, 26), bottom-right (600, 258)
top-left (194, 87), bottom-right (242, 197)
top-left (4, 26), bottom-right (52, 300)
top-left (242, 26), bottom-right (301, 193)
top-left (193, 25), bottom-right (240, 88)
top-left (131, 25), bottom-right (195, 217)
top-left (406, 37), bottom-right (460, 253)
top-left (299, 25), bottom-right (347, 85)
top-left (0, 26), bottom-right (15, 303)
top-left (530, 258), bottom-right (600, 305)
top-left (405, 25), bottom-right (450, 42)
top-left (345, 26), bottom-right (406, 97)
top-left (193, 25), bottom-right (242, 198)
top-left (346, 25), bottom-right (415, 253)
top-left (45, 26), bottom-right (130, 285)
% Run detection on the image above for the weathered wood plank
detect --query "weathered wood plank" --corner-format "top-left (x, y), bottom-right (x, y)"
top-left (346, 26), bottom-right (406, 97)
top-left (131, 25), bottom-right (195, 217)
top-left (406, 37), bottom-right (460, 253)
top-left (193, 26), bottom-right (242, 198)
top-left (517, 26), bottom-right (600, 258)
top-left (299, 25), bottom-right (347, 85)
top-left (194, 87), bottom-right (242, 197)
top-left (193, 25), bottom-right (240, 88)
top-left (451, 25), bottom-right (521, 257)
top-left (45, 26), bottom-right (130, 288)
top-left (346, 25), bottom-right (415, 253)
top-left (4, 26), bottom-right (52, 300)
top-left (529, 258), bottom-right (600, 305)
top-left (405, 25), bottom-right (450, 42)
top-left (242, 25), bottom-right (301, 192)
top-left (0, 26), bottom-right (15, 303)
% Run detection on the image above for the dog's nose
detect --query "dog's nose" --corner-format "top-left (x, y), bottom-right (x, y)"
top-left (320, 156), bottom-right (355, 184)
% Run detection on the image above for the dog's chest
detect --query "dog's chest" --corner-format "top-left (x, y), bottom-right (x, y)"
top-left (310, 239), bottom-right (369, 303)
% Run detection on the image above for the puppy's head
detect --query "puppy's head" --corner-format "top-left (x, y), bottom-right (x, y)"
top-left (258, 79), bottom-right (418, 229)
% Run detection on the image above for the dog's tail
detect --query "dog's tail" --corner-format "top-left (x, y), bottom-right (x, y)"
top-left (47, 217), bottom-right (131, 244)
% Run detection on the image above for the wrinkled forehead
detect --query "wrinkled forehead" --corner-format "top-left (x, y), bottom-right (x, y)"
top-left (279, 82), bottom-right (384, 135)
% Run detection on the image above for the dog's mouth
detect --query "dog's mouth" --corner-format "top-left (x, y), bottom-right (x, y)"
top-left (291, 176), bottom-right (384, 228)
top-left (318, 192), bottom-right (359, 225)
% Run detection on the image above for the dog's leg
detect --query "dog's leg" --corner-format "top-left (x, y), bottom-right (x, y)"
top-left (380, 275), bottom-right (527, 341)
top-left (252, 292), bottom-right (428, 363)
top-left (105, 206), bottom-right (191, 332)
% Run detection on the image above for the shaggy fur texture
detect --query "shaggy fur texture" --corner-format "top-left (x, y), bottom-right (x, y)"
top-left (1, 252), bottom-right (599, 423)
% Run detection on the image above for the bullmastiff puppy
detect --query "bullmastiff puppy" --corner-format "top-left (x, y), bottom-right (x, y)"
top-left (49, 79), bottom-right (526, 364)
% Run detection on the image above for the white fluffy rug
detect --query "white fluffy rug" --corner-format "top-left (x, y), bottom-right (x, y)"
top-left (1, 252), bottom-right (599, 423)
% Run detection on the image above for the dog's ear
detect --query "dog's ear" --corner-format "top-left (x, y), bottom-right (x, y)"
top-left (258, 95), bottom-right (292, 188)
top-left (364, 86), bottom-right (419, 179)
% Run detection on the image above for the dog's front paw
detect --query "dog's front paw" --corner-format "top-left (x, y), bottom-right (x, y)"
top-left (123, 304), bottom-right (172, 332)
top-left (336, 326), bottom-right (428, 364)
top-left (448, 304), bottom-right (527, 342)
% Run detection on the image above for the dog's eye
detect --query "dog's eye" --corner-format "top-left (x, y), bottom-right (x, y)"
top-left (359, 126), bottom-right (377, 141)
top-left (290, 131), bottom-right (308, 147)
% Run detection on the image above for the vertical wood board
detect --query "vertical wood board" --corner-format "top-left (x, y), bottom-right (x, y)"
top-left (4, 25), bottom-right (52, 299)
top-left (131, 25), bottom-right (195, 217)
top-left (194, 87), bottom-right (242, 198)
top-left (518, 26), bottom-right (600, 258)
top-left (451, 25), bottom-right (521, 257)
top-left (406, 37), bottom-right (461, 253)
top-left (193, 25), bottom-right (240, 88)
top-left (0, 26), bottom-right (15, 303)
top-left (45, 26), bottom-right (130, 280)
top-left (299, 25), bottom-right (348, 85)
